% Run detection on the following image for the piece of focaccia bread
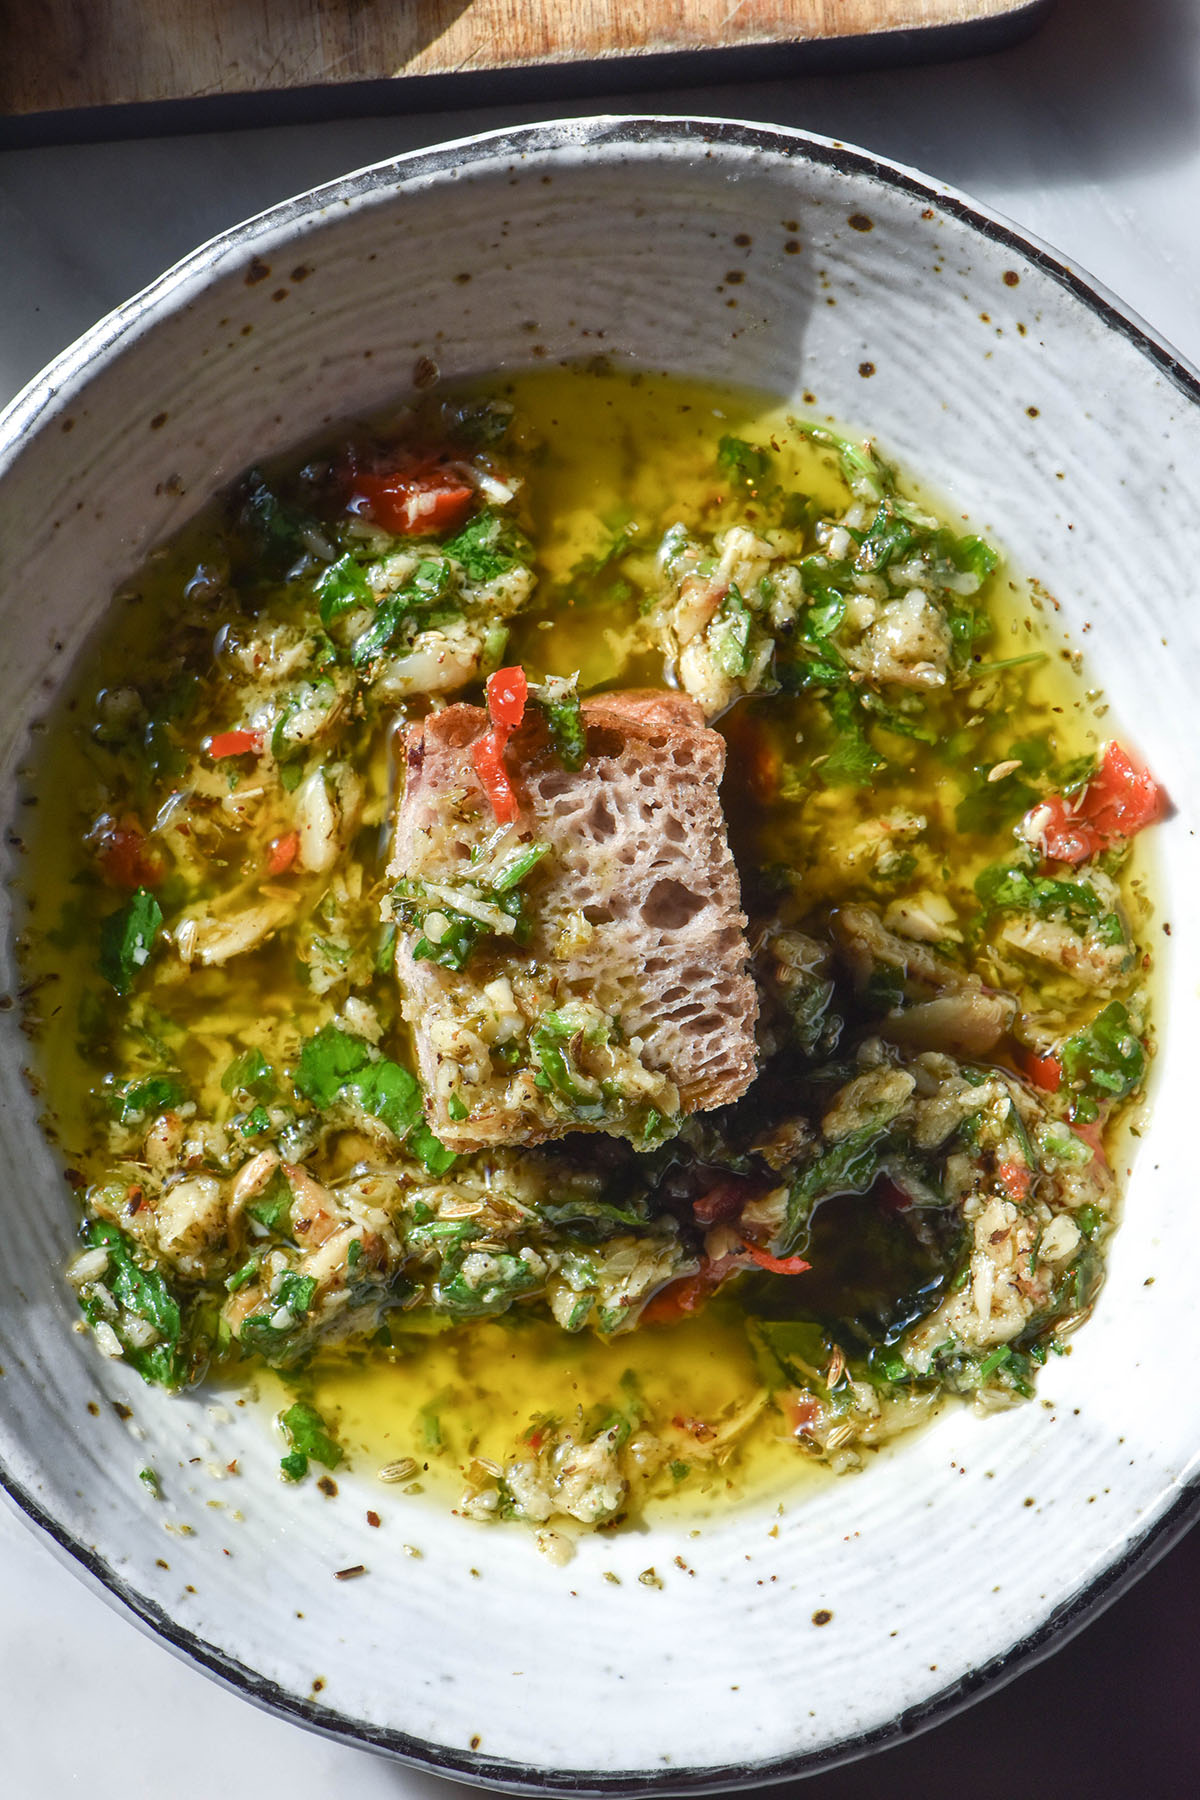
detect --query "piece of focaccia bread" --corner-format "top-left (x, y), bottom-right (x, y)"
top-left (387, 688), bottom-right (758, 1150)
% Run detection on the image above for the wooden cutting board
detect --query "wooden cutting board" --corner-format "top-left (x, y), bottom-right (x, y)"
top-left (0, 1), bottom-right (1048, 120)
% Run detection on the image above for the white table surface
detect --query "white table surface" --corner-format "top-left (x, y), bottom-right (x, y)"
top-left (4, 2), bottom-right (1198, 1791)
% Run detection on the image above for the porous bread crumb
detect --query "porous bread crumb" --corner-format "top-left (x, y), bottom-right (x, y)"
top-left (388, 689), bottom-right (757, 1149)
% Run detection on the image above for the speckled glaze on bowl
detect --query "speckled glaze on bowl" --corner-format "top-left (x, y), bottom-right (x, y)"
top-left (1, 117), bottom-right (1198, 1793)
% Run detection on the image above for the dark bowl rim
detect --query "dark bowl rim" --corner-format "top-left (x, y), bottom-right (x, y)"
top-left (2, 110), bottom-right (1198, 1795)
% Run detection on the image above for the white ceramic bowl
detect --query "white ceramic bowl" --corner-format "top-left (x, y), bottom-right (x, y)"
top-left (1, 117), bottom-right (1198, 1791)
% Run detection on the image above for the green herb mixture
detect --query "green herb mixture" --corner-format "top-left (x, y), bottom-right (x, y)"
top-left (19, 365), bottom-right (1160, 1531)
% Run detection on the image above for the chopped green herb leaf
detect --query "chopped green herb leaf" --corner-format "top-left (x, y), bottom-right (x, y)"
top-left (821, 688), bottom-right (885, 787)
top-left (235, 469), bottom-right (313, 574)
top-left (977, 1344), bottom-right (1012, 1381)
top-left (83, 1220), bottom-right (186, 1387)
top-left (532, 673), bottom-right (587, 771)
top-left (314, 553), bottom-right (373, 624)
top-left (294, 1024), bottom-right (373, 1110)
top-left (281, 1401), bottom-right (343, 1470)
top-left (716, 436), bottom-right (771, 486)
top-left (975, 860), bottom-right (1105, 925)
top-left (445, 397), bottom-right (513, 447)
top-left (222, 1046), bottom-right (276, 1100)
top-left (294, 1026), bottom-right (455, 1175)
top-left (443, 510), bottom-right (526, 583)
top-left (275, 1272), bottom-right (317, 1316)
top-left (1061, 1002), bottom-right (1145, 1102)
top-left (375, 922), bottom-right (397, 974)
top-left (240, 1104), bottom-right (272, 1138)
top-left (711, 584), bottom-right (754, 677)
top-left (98, 888), bottom-right (163, 995)
top-left (106, 1072), bottom-right (185, 1124)
top-left (225, 1258), bottom-right (258, 1294)
top-left (855, 499), bottom-right (913, 574)
top-left (247, 1168), bottom-right (294, 1235)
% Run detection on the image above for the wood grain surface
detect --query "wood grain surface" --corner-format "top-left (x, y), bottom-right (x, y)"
top-left (0, 1), bottom-right (1039, 118)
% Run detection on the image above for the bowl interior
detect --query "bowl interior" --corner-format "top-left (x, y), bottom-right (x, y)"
top-left (1, 117), bottom-right (1198, 1789)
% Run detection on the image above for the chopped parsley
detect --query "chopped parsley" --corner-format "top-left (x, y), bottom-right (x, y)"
top-left (81, 1220), bottom-right (187, 1388)
top-left (532, 673), bottom-right (587, 771)
top-left (106, 1072), bottom-right (185, 1124)
top-left (222, 1047), bottom-right (276, 1101)
top-left (443, 510), bottom-right (527, 583)
top-left (716, 435), bottom-right (771, 486)
top-left (98, 888), bottom-right (163, 995)
top-left (293, 1026), bottom-right (455, 1175)
top-left (1061, 1002), bottom-right (1145, 1103)
top-left (279, 1401), bottom-right (343, 1481)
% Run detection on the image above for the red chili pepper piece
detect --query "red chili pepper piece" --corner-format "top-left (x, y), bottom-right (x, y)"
top-left (740, 1242), bottom-right (812, 1276)
top-left (266, 831), bottom-right (300, 876)
top-left (1083, 742), bottom-right (1164, 838)
top-left (347, 461), bottom-right (475, 537)
top-left (471, 730), bottom-right (518, 825)
top-left (692, 1174), bottom-right (759, 1225)
top-left (209, 728), bottom-right (262, 760)
top-left (640, 1254), bottom-right (744, 1326)
top-left (94, 820), bottom-right (166, 890)
top-left (876, 1175), bottom-right (914, 1214)
top-left (638, 1274), bottom-right (707, 1327)
top-left (1071, 1118), bottom-right (1109, 1168)
top-left (997, 1159), bottom-right (1031, 1201)
top-left (1022, 741), bottom-right (1164, 865)
top-left (1020, 1048), bottom-right (1063, 1093)
top-left (787, 1396), bottom-right (821, 1436)
top-left (471, 666), bottom-right (529, 824)
top-left (485, 666), bottom-right (528, 730)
